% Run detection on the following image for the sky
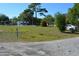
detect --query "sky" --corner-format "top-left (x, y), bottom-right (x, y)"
top-left (0, 3), bottom-right (74, 18)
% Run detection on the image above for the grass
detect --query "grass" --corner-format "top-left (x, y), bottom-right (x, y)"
top-left (0, 25), bottom-right (79, 42)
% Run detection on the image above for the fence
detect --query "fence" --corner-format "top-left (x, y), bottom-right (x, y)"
top-left (0, 25), bottom-right (22, 42)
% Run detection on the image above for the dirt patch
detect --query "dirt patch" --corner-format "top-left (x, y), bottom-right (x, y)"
top-left (0, 30), bottom-right (5, 32)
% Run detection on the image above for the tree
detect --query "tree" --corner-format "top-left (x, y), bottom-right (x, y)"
top-left (43, 15), bottom-right (55, 25)
top-left (28, 3), bottom-right (48, 18)
top-left (11, 17), bottom-right (18, 25)
top-left (67, 8), bottom-right (78, 25)
top-left (18, 3), bottom-right (47, 25)
top-left (0, 14), bottom-right (9, 25)
top-left (18, 9), bottom-right (34, 25)
top-left (67, 4), bottom-right (79, 25)
top-left (73, 3), bottom-right (79, 16)
top-left (55, 13), bottom-right (66, 32)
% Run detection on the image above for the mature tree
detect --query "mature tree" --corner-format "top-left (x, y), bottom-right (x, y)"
top-left (43, 15), bottom-right (55, 25)
top-left (11, 17), bottom-right (19, 25)
top-left (18, 8), bottom-right (42, 25)
top-left (67, 9), bottom-right (77, 25)
top-left (67, 8), bottom-right (78, 25)
top-left (0, 14), bottom-right (9, 25)
top-left (67, 4), bottom-right (79, 25)
top-left (18, 9), bottom-right (33, 20)
top-left (18, 9), bottom-right (34, 25)
top-left (73, 3), bottom-right (79, 16)
top-left (18, 3), bottom-right (48, 25)
top-left (28, 3), bottom-right (48, 18)
top-left (55, 12), bottom-right (66, 32)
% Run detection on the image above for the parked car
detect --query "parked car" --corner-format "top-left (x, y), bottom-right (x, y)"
top-left (66, 24), bottom-right (77, 33)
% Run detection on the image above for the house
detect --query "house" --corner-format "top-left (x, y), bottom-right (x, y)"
top-left (17, 21), bottom-right (29, 26)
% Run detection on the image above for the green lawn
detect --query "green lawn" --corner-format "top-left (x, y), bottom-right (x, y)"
top-left (0, 25), bottom-right (79, 42)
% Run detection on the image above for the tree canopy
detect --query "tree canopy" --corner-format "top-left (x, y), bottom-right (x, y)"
top-left (67, 3), bottom-right (79, 25)
top-left (28, 3), bottom-right (48, 18)
top-left (0, 14), bottom-right (9, 25)
top-left (43, 15), bottom-right (55, 25)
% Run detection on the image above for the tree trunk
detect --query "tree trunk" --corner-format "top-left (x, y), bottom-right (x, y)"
top-left (35, 11), bottom-right (37, 18)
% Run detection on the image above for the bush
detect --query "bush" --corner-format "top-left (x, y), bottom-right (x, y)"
top-left (42, 15), bottom-right (55, 25)
top-left (33, 17), bottom-right (42, 25)
top-left (55, 13), bottom-right (66, 32)
top-left (41, 20), bottom-right (48, 27)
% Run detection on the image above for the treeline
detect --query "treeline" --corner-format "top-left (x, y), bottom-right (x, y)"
top-left (17, 3), bottom-right (55, 26)
top-left (55, 4), bottom-right (79, 32)
top-left (0, 14), bottom-right (10, 25)
top-left (1, 3), bottom-right (79, 32)
top-left (0, 3), bottom-right (55, 26)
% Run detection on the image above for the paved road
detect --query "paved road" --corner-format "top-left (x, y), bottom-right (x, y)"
top-left (0, 37), bottom-right (79, 56)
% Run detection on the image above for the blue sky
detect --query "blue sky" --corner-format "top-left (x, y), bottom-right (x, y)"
top-left (0, 3), bottom-right (74, 18)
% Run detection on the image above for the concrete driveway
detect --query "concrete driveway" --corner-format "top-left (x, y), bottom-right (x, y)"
top-left (0, 37), bottom-right (79, 56)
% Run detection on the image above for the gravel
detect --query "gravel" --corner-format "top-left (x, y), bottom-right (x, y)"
top-left (0, 37), bottom-right (79, 56)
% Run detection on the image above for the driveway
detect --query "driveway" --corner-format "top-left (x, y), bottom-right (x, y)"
top-left (0, 37), bottom-right (79, 56)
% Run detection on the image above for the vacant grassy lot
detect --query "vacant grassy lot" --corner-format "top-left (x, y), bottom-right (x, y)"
top-left (0, 25), bottom-right (79, 42)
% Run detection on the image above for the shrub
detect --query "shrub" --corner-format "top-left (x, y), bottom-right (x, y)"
top-left (55, 13), bottom-right (66, 32)
top-left (42, 15), bottom-right (55, 25)
top-left (41, 20), bottom-right (48, 27)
